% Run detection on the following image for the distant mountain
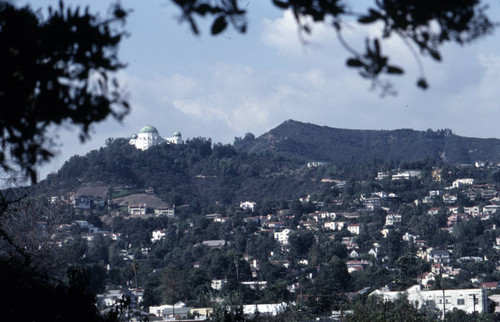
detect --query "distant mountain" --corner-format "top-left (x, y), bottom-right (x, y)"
top-left (234, 120), bottom-right (500, 165)
top-left (34, 120), bottom-right (500, 206)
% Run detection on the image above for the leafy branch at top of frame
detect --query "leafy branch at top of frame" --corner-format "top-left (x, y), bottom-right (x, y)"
top-left (170, 0), bottom-right (496, 91)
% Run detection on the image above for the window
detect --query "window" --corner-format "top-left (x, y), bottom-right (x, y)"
top-left (457, 299), bottom-right (465, 305)
top-left (425, 300), bottom-right (435, 306)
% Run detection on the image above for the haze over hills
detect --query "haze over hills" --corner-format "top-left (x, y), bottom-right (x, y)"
top-left (235, 120), bottom-right (500, 165)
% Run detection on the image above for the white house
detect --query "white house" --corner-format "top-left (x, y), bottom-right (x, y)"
top-left (149, 302), bottom-right (191, 319)
top-left (452, 178), bottom-right (474, 188)
top-left (242, 303), bottom-right (287, 316)
top-left (154, 207), bottom-right (174, 217)
top-left (240, 201), bottom-right (256, 212)
top-left (347, 223), bottom-right (363, 235)
top-left (202, 240), bottom-right (226, 248)
top-left (483, 205), bottom-right (500, 215)
top-left (371, 285), bottom-right (488, 319)
top-left (429, 190), bottom-right (443, 197)
top-left (376, 172), bottom-right (390, 180)
top-left (310, 211), bottom-right (337, 221)
top-left (324, 221), bottom-right (346, 231)
top-left (274, 229), bottom-right (293, 245)
top-left (129, 204), bottom-right (147, 215)
top-left (464, 206), bottom-right (481, 217)
top-left (241, 281), bottom-right (267, 290)
top-left (427, 249), bottom-right (450, 264)
top-left (211, 279), bottom-right (226, 290)
top-left (385, 214), bottom-right (402, 226)
top-left (392, 170), bottom-right (421, 180)
top-left (443, 194), bottom-right (457, 204)
top-left (427, 208), bottom-right (442, 216)
top-left (151, 229), bottom-right (166, 243)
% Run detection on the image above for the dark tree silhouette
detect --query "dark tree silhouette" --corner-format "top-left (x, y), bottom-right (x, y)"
top-left (171, 0), bottom-right (495, 91)
top-left (0, 1), bottom-right (131, 320)
top-left (0, 1), bottom-right (129, 182)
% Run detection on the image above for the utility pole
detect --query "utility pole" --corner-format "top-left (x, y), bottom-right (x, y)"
top-left (442, 288), bottom-right (446, 321)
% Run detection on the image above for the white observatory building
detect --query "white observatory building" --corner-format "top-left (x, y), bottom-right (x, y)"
top-left (129, 125), bottom-right (183, 150)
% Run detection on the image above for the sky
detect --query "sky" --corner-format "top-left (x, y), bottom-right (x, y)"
top-left (17, 0), bottom-right (500, 180)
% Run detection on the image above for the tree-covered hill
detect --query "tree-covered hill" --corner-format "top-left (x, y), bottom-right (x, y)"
top-left (38, 120), bottom-right (500, 206)
top-left (43, 137), bottom-right (323, 206)
top-left (235, 120), bottom-right (500, 165)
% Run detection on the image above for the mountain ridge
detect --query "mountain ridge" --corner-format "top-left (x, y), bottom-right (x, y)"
top-left (34, 119), bottom-right (500, 206)
top-left (235, 120), bottom-right (500, 165)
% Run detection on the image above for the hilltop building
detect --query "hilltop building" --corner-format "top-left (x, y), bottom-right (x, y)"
top-left (129, 125), bottom-right (183, 150)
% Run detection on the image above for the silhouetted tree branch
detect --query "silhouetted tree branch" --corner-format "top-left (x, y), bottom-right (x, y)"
top-left (171, 0), bottom-right (495, 92)
top-left (0, 1), bottom-right (129, 182)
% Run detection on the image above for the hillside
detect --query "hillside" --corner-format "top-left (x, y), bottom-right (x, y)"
top-left (38, 120), bottom-right (500, 206)
top-left (234, 120), bottom-right (500, 165)
top-left (42, 137), bottom-right (324, 206)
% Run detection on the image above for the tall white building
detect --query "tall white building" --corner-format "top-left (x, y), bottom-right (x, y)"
top-left (129, 125), bottom-right (183, 150)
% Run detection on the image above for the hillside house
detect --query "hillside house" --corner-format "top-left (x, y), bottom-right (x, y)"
top-left (427, 208), bottom-right (442, 216)
top-left (346, 260), bottom-right (370, 273)
top-left (483, 205), bottom-right (500, 215)
top-left (214, 217), bottom-right (229, 223)
top-left (347, 223), bottom-right (363, 235)
top-left (443, 194), bottom-right (457, 204)
top-left (417, 271), bottom-right (436, 287)
top-left (151, 229), bottom-right (166, 243)
top-left (464, 190), bottom-right (478, 201)
top-left (385, 214), bottom-right (402, 226)
top-left (129, 204), bottom-right (147, 215)
top-left (481, 189), bottom-right (498, 199)
top-left (447, 213), bottom-right (469, 226)
top-left (240, 201), bottom-right (256, 211)
top-left (242, 303), bottom-right (288, 317)
top-left (241, 281), bottom-right (267, 290)
top-left (452, 178), bottom-right (474, 188)
top-left (403, 232), bottom-right (419, 243)
top-left (427, 249), bottom-right (450, 264)
top-left (274, 229), bottom-right (293, 245)
top-left (73, 197), bottom-right (91, 209)
top-left (464, 206), bottom-right (480, 217)
top-left (429, 190), bottom-right (443, 197)
top-left (432, 169), bottom-right (442, 181)
top-left (360, 194), bottom-right (382, 210)
top-left (371, 285), bottom-right (487, 319)
top-left (324, 221), bottom-right (346, 231)
top-left (149, 302), bottom-right (193, 320)
top-left (154, 207), bottom-right (174, 217)
top-left (392, 170), bottom-right (421, 180)
top-left (376, 171), bottom-right (389, 180)
top-left (211, 279), bottom-right (226, 290)
top-left (309, 211), bottom-right (336, 221)
top-left (97, 289), bottom-right (139, 308)
top-left (202, 240), bottom-right (226, 248)
top-left (205, 213), bottom-right (222, 220)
